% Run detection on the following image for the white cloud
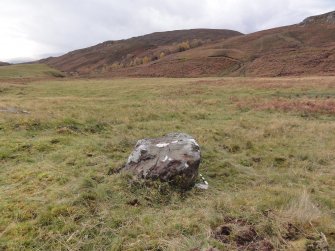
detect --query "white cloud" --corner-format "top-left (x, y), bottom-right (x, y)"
top-left (0, 0), bottom-right (334, 62)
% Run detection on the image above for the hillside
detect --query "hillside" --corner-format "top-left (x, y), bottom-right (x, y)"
top-left (125, 23), bottom-right (334, 77)
top-left (0, 62), bottom-right (10, 66)
top-left (40, 11), bottom-right (335, 77)
top-left (40, 29), bottom-right (242, 75)
top-left (0, 64), bottom-right (65, 79)
top-left (301, 10), bottom-right (335, 25)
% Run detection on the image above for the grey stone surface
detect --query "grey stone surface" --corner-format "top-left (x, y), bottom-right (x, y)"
top-left (301, 11), bottom-right (335, 25)
top-left (123, 133), bottom-right (201, 188)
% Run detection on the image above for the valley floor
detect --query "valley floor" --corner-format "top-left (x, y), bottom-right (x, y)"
top-left (0, 77), bottom-right (334, 250)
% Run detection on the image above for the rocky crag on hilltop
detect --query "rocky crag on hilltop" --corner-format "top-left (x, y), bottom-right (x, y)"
top-left (301, 10), bottom-right (335, 25)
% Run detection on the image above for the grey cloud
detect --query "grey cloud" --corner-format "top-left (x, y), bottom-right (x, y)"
top-left (0, 0), bottom-right (334, 62)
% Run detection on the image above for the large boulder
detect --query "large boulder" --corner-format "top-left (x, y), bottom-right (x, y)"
top-left (123, 133), bottom-right (201, 188)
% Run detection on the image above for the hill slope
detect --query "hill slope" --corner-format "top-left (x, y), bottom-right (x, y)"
top-left (101, 23), bottom-right (335, 77)
top-left (169, 23), bottom-right (335, 77)
top-left (41, 11), bottom-right (335, 77)
top-left (40, 29), bottom-right (242, 75)
top-left (0, 64), bottom-right (65, 79)
top-left (0, 62), bottom-right (10, 66)
top-left (301, 10), bottom-right (335, 25)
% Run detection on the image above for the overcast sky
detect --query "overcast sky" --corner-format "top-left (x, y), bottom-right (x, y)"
top-left (0, 0), bottom-right (334, 62)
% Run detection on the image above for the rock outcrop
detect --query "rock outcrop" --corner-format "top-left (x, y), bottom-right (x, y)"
top-left (123, 133), bottom-right (201, 188)
top-left (300, 11), bottom-right (335, 25)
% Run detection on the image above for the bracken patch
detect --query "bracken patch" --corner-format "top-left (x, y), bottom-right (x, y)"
top-left (236, 98), bottom-right (335, 115)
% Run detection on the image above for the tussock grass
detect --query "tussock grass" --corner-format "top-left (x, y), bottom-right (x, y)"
top-left (0, 77), bottom-right (334, 250)
top-left (284, 190), bottom-right (321, 224)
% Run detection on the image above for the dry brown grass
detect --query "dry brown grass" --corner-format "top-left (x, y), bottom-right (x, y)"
top-left (236, 98), bottom-right (335, 115)
top-left (284, 190), bottom-right (321, 224)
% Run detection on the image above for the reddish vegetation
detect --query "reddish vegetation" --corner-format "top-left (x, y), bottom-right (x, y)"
top-left (40, 29), bottom-right (242, 75)
top-left (235, 98), bottom-right (335, 115)
top-left (40, 11), bottom-right (335, 78)
top-left (176, 22), bottom-right (335, 77)
top-left (106, 57), bottom-right (239, 77)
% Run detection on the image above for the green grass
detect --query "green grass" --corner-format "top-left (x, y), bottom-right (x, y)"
top-left (0, 64), bottom-right (65, 79)
top-left (0, 77), bottom-right (334, 250)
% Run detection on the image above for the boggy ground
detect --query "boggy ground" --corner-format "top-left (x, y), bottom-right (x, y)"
top-left (0, 76), bottom-right (334, 250)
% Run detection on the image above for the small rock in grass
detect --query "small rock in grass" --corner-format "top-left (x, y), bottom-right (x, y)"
top-left (195, 183), bottom-right (209, 190)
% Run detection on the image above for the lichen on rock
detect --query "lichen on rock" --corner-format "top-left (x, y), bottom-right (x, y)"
top-left (122, 133), bottom-right (201, 189)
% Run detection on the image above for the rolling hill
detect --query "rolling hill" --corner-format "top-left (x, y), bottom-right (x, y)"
top-left (40, 29), bottom-right (242, 75)
top-left (0, 62), bottom-right (10, 66)
top-left (0, 64), bottom-right (64, 79)
top-left (41, 11), bottom-right (335, 77)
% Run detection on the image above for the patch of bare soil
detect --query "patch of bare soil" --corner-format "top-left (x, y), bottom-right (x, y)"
top-left (212, 218), bottom-right (274, 251)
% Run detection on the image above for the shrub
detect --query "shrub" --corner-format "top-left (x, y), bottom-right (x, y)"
top-left (111, 62), bottom-right (121, 69)
top-left (143, 56), bottom-right (150, 64)
top-left (190, 39), bottom-right (204, 48)
top-left (178, 41), bottom-right (190, 52)
top-left (134, 57), bottom-right (143, 65)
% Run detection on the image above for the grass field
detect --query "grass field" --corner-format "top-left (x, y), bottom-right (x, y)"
top-left (0, 64), bottom-right (64, 79)
top-left (0, 76), bottom-right (334, 250)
